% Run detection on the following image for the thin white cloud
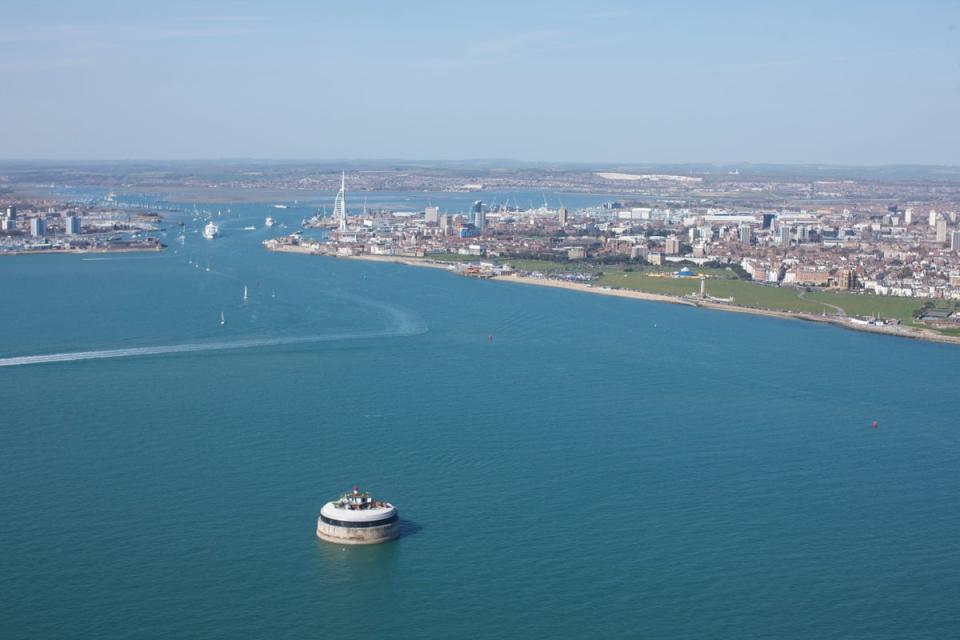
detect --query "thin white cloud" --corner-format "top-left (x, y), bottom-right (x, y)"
top-left (581, 9), bottom-right (642, 19)
top-left (0, 20), bottom-right (258, 46)
top-left (421, 28), bottom-right (573, 72)
top-left (127, 25), bottom-right (258, 40)
top-left (170, 15), bottom-right (264, 24)
top-left (0, 24), bottom-right (93, 44)
top-left (465, 29), bottom-right (568, 57)
top-left (0, 19), bottom-right (259, 75)
top-left (713, 47), bottom-right (931, 72)
top-left (0, 56), bottom-right (95, 72)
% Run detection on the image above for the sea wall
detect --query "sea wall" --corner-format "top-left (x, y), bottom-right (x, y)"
top-left (316, 518), bottom-right (401, 545)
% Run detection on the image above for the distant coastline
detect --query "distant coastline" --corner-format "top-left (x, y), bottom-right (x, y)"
top-left (265, 245), bottom-right (960, 346)
top-left (0, 245), bottom-right (165, 257)
top-left (490, 273), bottom-right (960, 346)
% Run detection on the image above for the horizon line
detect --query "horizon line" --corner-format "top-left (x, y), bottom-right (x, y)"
top-left (0, 158), bottom-right (959, 170)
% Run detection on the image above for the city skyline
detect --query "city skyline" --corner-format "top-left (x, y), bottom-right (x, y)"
top-left (1, 0), bottom-right (958, 164)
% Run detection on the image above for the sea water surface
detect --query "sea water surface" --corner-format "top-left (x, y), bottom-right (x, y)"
top-left (2, 200), bottom-right (960, 639)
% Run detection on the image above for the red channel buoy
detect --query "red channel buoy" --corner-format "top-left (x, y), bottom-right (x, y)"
top-left (871, 420), bottom-right (879, 429)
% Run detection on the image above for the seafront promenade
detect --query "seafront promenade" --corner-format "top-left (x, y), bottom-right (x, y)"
top-left (263, 242), bottom-right (960, 346)
top-left (0, 244), bottom-right (165, 257)
top-left (491, 273), bottom-right (960, 346)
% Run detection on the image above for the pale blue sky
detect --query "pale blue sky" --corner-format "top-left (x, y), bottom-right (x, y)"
top-left (1, 0), bottom-right (958, 164)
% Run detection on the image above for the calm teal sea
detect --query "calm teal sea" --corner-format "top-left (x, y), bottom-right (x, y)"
top-left (2, 200), bottom-right (960, 639)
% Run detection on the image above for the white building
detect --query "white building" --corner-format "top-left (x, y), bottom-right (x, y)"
top-left (65, 215), bottom-right (81, 235)
top-left (30, 217), bottom-right (46, 237)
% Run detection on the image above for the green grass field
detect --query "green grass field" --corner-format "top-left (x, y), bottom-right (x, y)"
top-left (805, 291), bottom-right (925, 324)
top-left (424, 253), bottom-right (481, 263)
top-left (502, 259), bottom-right (595, 273)
top-left (427, 254), bottom-right (592, 274)
top-left (597, 273), bottom-right (828, 313)
top-left (425, 254), bottom-right (943, 331)
top-left (595, 272), bottom-right (932, 322)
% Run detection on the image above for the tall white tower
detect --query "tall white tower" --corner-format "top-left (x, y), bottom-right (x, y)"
top-left (333, 172), bottom-right (347, 232)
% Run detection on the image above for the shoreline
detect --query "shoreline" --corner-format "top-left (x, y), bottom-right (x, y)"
top-left (340, 254), bottom-right (456, 271)
top-left (490, 274), bottom-right (960, 346)
top-left (266, 243), bottom-right (456, 271)
top-left (0, 246), bottom-right (166, 257)
top-left (265, 247), bottom-right (960, 346)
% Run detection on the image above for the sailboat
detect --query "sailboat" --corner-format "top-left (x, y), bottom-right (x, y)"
top-left (220, 311), bottom-right (225, 326)
top-left (243, 285), bottom-right (249, 303)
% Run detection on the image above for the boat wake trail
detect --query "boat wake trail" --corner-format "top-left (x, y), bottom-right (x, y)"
top-left (0, 303), bottom-right (427, 368)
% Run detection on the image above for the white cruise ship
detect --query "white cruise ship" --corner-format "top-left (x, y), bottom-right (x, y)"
top-left (202, 221), bottom-right (219, 239)
top-left (264, 216), bottom-right (276, 227)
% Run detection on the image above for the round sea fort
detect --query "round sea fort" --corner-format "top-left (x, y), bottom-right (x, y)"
top-left (316, 487), bottom-right (400, 545)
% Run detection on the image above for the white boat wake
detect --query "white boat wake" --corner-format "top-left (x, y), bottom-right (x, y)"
top-left (0, 302), bottom-right (426, 368)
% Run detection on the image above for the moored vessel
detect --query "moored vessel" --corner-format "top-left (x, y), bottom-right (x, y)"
top-left (202, 221), bottom-right (219, 239)
top-left (316, 486), bottom-right (400, 545)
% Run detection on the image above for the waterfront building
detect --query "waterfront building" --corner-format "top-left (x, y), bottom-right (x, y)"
top-left (6, 205), bottom-right (16, 220)
top-left (739, 224), bottom-right (752, 245)
top-left (1, 217), bottom-right (15, 231)
top-left (929, 209), bottom-right (938, 227)
top-left (472, 200), bottom-right (485, 234)
top-left (425, 206), bottom-right (440, 224)
top-left (558, 207), bottom-right (569, 224)
top-left (951, 230), bottom-right (960, 253)
top-left (794, 269), bottom-right (831, 286)
top-left (30, 217), bottom-right (46, 238)
top-left (65, 215), bottom-right (81, 235)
